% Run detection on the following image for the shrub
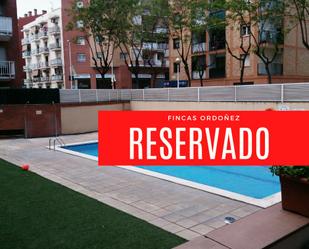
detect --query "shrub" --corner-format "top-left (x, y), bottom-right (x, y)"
top-left (270, 166), bottom-right (309, 180)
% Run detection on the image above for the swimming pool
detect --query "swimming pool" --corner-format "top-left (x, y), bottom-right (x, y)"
top-left (61, 142), bottom-right (281, 207)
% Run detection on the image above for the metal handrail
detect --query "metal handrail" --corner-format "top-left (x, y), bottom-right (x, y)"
top-left (48, 137), bottom-right (65, 151)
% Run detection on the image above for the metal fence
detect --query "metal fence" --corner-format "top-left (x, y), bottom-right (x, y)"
top-left (59, 83), bottom-right (309, 104)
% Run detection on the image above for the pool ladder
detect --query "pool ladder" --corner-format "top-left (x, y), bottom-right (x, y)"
top-left (49, 137), bottom-right (66, 150)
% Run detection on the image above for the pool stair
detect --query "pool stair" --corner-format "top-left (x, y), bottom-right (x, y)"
top-left (174, 204), bottom-right (309, 249)
top-left (48, 137), bottom-right (65, 150)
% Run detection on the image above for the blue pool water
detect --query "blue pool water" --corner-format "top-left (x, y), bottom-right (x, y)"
top-left (64, 142), bottom-right (280, 199)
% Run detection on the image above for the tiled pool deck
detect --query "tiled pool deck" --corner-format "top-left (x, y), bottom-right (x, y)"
top-left (0, 133), bottom-right (261, 240)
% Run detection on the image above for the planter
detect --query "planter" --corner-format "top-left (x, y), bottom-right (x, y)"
top-left (280, 175), bottom-right (309, 217)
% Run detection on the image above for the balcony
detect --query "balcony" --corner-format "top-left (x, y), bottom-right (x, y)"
top-left (49, 43), bottom-right (61, 51)
top-left (23, 78), bottom-right (32, 84)
top-left (0, 61), bottom-right (15, 79)
top-left (39, 61), bottom-right (49, 69)
top-left (258, 63), bottom-right (283, 76)
top-left (260, 30), bottom-right (284, 44)
top-left (209, 67), bottom-right (226, 78)
top-left (38, 30), bottom-right (48, 39)
top-left (50, 58), bottom-right (62, 67)
top-left (23, 65), bottom-right (31, 72)
top-left (209, 40), bottom-right (225, 51)
top-left (40, 76), bottom-right (50, 82)
top-left (192, 43), bottom-right (206, 53)
top-left (192, 70), bottom-right (206, 80)
top-left (31, 49), bottom-right (40, 56)
top-left (22, 51), bottom-right (31, 58)
top-left (30, 34), bottom-right (39, 42)
top-left (51, 75), bottom-right (63, 81)
top-left (39, 47), bottom-right (49, 54)
top-left (0, 16), bottom-right (13, 41)
top-left (30, 63), bottom-right (40, 70)
top-left (49, 26), bottom-right (61, 35)
top-left (21, 37), bottom-right (31, 45)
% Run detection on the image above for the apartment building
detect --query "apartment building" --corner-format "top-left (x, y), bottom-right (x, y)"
top-left (22, 8), bottom-right (64, 88)
top-left (169, 9), bottom-right (309, 87)
top-left (61, 0), bottom-right (169, 89)
top-left (0, 0), bottom-right (22, 88)
top-left (18, 9), bottom-right (46, 84)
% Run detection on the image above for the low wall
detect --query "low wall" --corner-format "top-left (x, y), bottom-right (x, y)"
top-left (0, 104), bottom-right (61, 138)
top-left (61, 102), bottom-right (130, 135)
top-left (130, 101), bottom-right (309, 111)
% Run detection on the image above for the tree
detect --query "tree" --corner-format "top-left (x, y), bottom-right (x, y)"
top-left (288, 0), bottom-right (309, 50)
top-left (166, 0), bottom-right (208, 87)
top-left (116, 0), bottom-right (169, 88)
top-left (208, 0), bottom-right (285, 84)
top-left (67, 0), bottom-right (122, 88)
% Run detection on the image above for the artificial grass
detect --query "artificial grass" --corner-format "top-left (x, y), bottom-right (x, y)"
top-left (0, 159), bottom-right (186, 249)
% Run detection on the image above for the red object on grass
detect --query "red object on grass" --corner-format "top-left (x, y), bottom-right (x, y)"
top-left (21, 164), bottom-right (29, 171)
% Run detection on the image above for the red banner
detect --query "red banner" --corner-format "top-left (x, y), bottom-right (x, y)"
top-left (98, 111), bottom-right (309, 166)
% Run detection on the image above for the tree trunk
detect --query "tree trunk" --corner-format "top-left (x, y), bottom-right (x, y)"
top-left (184, 63), bottom-right (191, 87)
top-left (265, 64), bottom-right (272, 84)
top-left (240, 63), bottom-right (245, 85)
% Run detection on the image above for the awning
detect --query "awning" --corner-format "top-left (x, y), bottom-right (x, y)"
top-left (73, 74), bottom-right (91, 79)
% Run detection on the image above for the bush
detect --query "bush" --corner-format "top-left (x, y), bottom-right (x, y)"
top-left (270, 166), bottom-right (309, 180)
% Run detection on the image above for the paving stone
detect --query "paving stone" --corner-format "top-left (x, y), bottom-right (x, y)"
top-left (162, 223), bottom-right (186, 233)
top-left (176, 218), bottom-right (199, 228)
top-left (176, 229), bottom-right (201, 240)
top-left (189, 224), bottom-right (214, 235)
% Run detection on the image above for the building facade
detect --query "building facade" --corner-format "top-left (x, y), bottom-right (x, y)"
top-left (22, 8), bottom-right (64, 88)
top-left (0, 0), bottom-right (22, 88)
top-left (169, 10), bottom-right (309, 87)
top-left (18, 9), bottom-right (45, 85)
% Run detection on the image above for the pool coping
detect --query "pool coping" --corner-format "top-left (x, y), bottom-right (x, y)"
top-left (54, 141), bottom-right (281, 208)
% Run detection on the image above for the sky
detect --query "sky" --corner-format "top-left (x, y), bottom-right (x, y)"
top-left (16, 0), bottom-right (61, 17)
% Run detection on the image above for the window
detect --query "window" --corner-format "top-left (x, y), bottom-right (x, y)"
top-left (76, 1), bottom-right (84, 8)
top-left (77, 53), bottom-right (86, 62)
top-left (241, 24), bottom-right (251, 36)
top-left (76, 20), bottom-right (84, 28)
top-left (173, 38), bottom-right (180, 49)
top-left (76, 36), bottom-right (85, 45)
top-left (96, 52), bottom-right (103, 59)
top-left (120, 52), bottom-right (128, 61)
top-left (173, 63), bottom-right (180, 73)
top-left (240, 54), bottom-right (250, 67)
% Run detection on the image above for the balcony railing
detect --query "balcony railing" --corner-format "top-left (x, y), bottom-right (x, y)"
top-left (259, 30), bottom-right (284, 44)
top-left (23, 65), bottom-right (31, 72)
top-left (49, 26), bottom-right (61, 34)
top-left (209, 40), bottom-right (225, 51)
top-left (51, 75), bottom-right (63, 81)
top-left (30, 64), bottom-right (40, 70)
top-left (49, 43), bottom-right (61, 50)
top-left (38, 30), bottom-right (48, 39)
top-left (258, 63), bottom-right (283, 76)
top-left (21, 37), bottom-right (31, 45)
top-left (0, 61), bottom-right (15, 79)
top-left (39, 61), bottom-right (49, 69)
top-left (209, 67), bottom-right (226, 78)
top-left (192, 70), bottom-right (206, 80)
top-left (50, 58), bottom-right (62, 66)
top-left (30, 34), bottom-right (39, 42)
top-left (39, 47), bottom-right (49, 54)
top-left (192, 43), bottom-right (206, 53)
top-left (24, 79), bottom-right (32, 84)
top-left (40, 76), bottom-right (50, 82)
top-left (22, 51), bottom-right (31, 58)
top-left (31, 49), bottom-right (40, 55)
top-left (0, 16), bottom-right (13, 41)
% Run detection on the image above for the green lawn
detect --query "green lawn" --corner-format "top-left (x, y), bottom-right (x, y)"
top-left (0, 159), bottom-right (186, 249)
